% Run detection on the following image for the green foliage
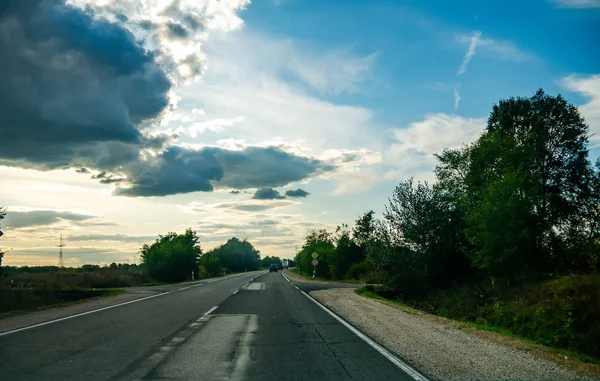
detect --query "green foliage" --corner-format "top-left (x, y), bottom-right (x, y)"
top-left (368, 178), bottom-right (472, 295)
top-left (360, 90), bottom-right (600, 357)
top-left (328, 225), bottom-right (364, 279)
top-left (199, 254), bottom-right (221, 277)
top-left (260, 256), bottom-right (282, 267)
top-left (204, 237), bottom-right (260, 273)
top-left (352, 210), bottom-right (375, 247)
top-left (140, 228), bottom-right (201, 283)
top-left (295, 229), bottom-right (335, 278)
top-left (465, 90), bottom-right (598, 275)
top-left (346, 259), bottom-right (372, 281)
top-left (295, 214), bottom-right (375, 281)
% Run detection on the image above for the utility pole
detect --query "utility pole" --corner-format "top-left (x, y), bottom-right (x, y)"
top-left (58, 233), bottom-right (65, 268)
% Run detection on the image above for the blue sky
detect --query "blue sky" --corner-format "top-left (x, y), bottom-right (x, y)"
top-left (0, 0), bottom-right (598, 266)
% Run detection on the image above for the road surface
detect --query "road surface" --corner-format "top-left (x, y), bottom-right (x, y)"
top-left (0, 271), bottom-right (426, 380)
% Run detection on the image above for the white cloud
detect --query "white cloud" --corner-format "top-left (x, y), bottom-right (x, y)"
top-left (456, 33), bottom-right (533, 64)
top-left (332, 169), bottom-right (382, 195)
top-left (454, 87), bottom-right (461, 110)
top-left (176, 29), bottom-right (381, 152)
top-left (550, 0), bottom-right (600, 8)
top-left (186, 116), bottom-right (245, 137)
top-left (391, 113), bottom-right (486, 154)
top-left (383, 114), bottom-right (486, 181)
top-left (561, 74), bottom-right (600, 145)
top-left (457, 30), bottom-right (481, 75)
top-left (69, 0), bottom-right (251, 83)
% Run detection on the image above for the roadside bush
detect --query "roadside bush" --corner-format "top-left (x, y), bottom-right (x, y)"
top-left (381, 274), bottom-right (600, 358)
top-left (346, 259), bottom-right (372, 282)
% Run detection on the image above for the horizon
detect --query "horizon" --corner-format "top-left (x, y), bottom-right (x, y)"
top-left (1, 0), bottom-right (598, 267)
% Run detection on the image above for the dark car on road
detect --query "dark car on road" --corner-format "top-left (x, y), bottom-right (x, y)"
top-left (269, 264), bottom-right (278, 272)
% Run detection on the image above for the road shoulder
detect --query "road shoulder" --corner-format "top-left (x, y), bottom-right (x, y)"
top-left (311, 287), bottom-right (598, 381)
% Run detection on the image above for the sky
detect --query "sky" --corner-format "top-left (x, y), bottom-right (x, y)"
top-left (0, 0), bottom-right (599, 266)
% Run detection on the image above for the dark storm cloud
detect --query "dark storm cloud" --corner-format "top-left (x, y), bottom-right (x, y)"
top-left (113, 146), bottom-right (333, 197)
top-left (215, 147), bottom-right (334, 189)
top-left (113, 146), bottom-right (223, 197)
top-left (285, 188), bottom-right (310, 198)
top-left (3, 210), bottom-right (94, 228)
top-left (0, 0), bottom-right (332, 198)
top-left (99, 177), bottom-right (126, 184)
top-left (0, 0), bottom-right (171, 170)
top-left (252, 188), bottom-right (285, 200)
top-left (165, 21), bottom-right (188, 39)
top-left (230, 190), bottom-right (241, 194)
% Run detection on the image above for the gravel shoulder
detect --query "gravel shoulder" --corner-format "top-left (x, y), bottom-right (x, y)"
top-left (0, 289), bottom-right (160, 334)
top-left (310, 288), bottom-right (598, 381)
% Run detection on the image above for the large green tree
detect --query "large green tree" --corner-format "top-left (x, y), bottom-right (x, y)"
top-left (206, 237), bottom-right (260, 272)
top-left (465, 90), bottom-right (598, 275)
top-left (140, 228), bottom-right (201, 282)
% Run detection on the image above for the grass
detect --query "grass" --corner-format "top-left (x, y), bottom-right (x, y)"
top-left (355, 284), bottom-right (600, 378)
top-left (0, 287), bottom-right (126, 315)
top-left (288, 269), bottom-right (365, 284)
top-left (356, 286), bottom-right (412, 308)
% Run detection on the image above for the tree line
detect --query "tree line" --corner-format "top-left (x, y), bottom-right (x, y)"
top-left (298, 90), bottom-right (599, 291)
top-left (367, 90), bottom-right (599, 296)
top-left (140, 230), bottom-right (270, 282)
top-left (295, 90), bottom-right (600, 357)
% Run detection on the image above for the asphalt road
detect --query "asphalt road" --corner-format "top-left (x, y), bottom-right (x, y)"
top-left (0, 271), bottom-right (424, 381)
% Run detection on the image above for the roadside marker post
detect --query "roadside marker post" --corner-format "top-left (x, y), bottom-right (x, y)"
top-left (311, 253), bottom-right (319, 279)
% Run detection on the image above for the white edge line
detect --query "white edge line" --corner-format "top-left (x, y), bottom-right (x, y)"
top-left (300, 291), bottom-right (429, 381)
top-left (282, 270), bottom-right (428, 381)
top-left (0, 291), bottom-right (170, 337)
top-left (299, 291), bottom-right (429, 381)
top-left (204, 306), bottom-right (218, 315)
top-left (179, 286), bottom-right (190, 291)
top-left (232, 289), bottom-right (239, 295)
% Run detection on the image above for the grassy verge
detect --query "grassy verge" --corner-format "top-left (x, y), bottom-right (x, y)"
top-left (286, 269), bottom-right (364, 284)
top-left (0, 288), bottom-right (126, 315)
top-left (355, 285), bottom-right (600, 378)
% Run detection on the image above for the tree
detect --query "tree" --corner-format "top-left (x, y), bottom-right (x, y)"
top-left (206, 237), bottom-right (261, 272)
top-left (465, 90), bottom-right (597, 276)
top-left (140, 228), bottom-right (201, 282)
top-left (379, 178), bottom-right (472, 291)
top-left (260, 256), bottom-right (282, 267)
top-left (200, 254), bottom-right (221, 277)
top-left (353, 210), bottom-right (376, 248)
top-left (296, 229), bottom-right (334, 278)
top-left (328, 224), bottom-right (364, 279)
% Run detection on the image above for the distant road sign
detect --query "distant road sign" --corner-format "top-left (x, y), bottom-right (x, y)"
top-left (312, 252), bottom-right (318, 259)
top-left (312, 259), bottom-right (319, 266)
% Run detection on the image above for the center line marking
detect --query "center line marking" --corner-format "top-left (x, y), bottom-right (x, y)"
top-left (179, 286), bottom-right (190, 290)
top-left (204, 306), bottom-right (218, 315)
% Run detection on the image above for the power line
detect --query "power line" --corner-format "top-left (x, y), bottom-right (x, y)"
top-left (57, 233), bottom-right (65, 268)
